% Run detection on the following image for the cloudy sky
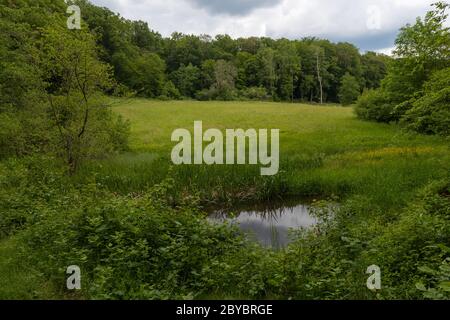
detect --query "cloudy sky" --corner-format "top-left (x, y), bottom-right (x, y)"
top-left (90, 0), bottom-right (439, 54)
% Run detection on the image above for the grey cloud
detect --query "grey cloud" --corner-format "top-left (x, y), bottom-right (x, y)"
top-left (335, 31), bottom-right (399, 52)
top-left (187, 0), bottom-right (281, 16)
top-left (89, 0), bottom-right (434, 52)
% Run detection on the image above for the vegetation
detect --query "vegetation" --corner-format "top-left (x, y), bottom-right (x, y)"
top-left (1, 100), bottom-right (449, 299)
top-left (339, 73), bottom-right (360, 106)
top-left (33, 0), bottom-right (389, 104)
top-left (355, 2), bottom-right (450, 136)
top-left (0, 0), bottom-right (449, 301)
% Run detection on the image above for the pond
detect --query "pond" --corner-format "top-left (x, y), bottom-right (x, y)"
top-left (208, 200), bottom-right (319, 249)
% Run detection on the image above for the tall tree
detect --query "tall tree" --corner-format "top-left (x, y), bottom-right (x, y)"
top-left (257, 47), bottom-right (277, 99)
top-left (212, 60), bottom-right (237, 100)
top-left (276, 41), bottom-right (301, 102)
top-left (39, 26), bottom-right (127, 173)
top-left (170, 63), bottom-right (201, 98)
top-left (339, 73), bottom-right (361, 106)
top-left (315, 47), bottom-right (324, 104)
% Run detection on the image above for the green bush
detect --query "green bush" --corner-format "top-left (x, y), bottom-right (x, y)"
top-left (401, 68), bottom-right (450, 136)
top-left (161, 81), bottom-right (181, 100)
top-left (367, 181), bottom-right (450, 299)
top-left (240, 86), bottom-right (270, 101)
top-left (355, 89), bottom-right (395, 123)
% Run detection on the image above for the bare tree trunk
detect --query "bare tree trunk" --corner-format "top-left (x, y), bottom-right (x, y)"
top-left (316, 52), bottom-right (323, 104)
top-left (291, 69), bottom-right (294, 103)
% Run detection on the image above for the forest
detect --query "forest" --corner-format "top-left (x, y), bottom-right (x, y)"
top-left (0, 0), bottom-right (449, 301)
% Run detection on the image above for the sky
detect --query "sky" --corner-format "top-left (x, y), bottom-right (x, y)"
top-left (89, 0), bottom-right (439, 54)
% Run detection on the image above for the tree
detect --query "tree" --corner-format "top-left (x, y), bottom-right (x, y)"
top-left (339, 73), bottom-right (360, 106)
top-left (401, 67), bottom-right (450, 136)
top-left (112, 49), bottom-right (166, 97)
top-left (276, 41), bottom-right (301, 102)
top-left (164, 33), bottom-right (207, 72)
top-left (361, 52), bottom-right (389, 90)
top-left (315, 47), bottom-right (324, 104)
top-left (242, 54), bottom-right (261, 88)
top-left (170, 63), bottom-right (201, 98)
top-left (386, 1), bottom-right (450, 104)
top-left (335, 43), bottom-right (362, 80)
top-left (131, 20), bottom-right (163, 52)
top-left (356, 1), bottom-right (450, 134)
top-left (199, 59), bottom-right (216, 90)
top-left (39, 26), bottom-right (128, 174)
top-left (256, 48), bottom-right (277, 99)
top-left (133, 52), bottom-right (166, 97)
top-left (212, 60), bottom-right (238, 100)
top-left (213, 34), bottom-right (239, 60)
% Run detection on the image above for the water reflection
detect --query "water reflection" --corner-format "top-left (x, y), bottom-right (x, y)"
top-left (209, 201), bottom-right (318, 248)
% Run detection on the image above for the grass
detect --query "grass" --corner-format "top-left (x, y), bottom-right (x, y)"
top-left (0, 238), bottom-right (57, 299)
top-left (2, 99), bottom-right (449, 299)
top-left (78, 99), bottom-right (449, 209)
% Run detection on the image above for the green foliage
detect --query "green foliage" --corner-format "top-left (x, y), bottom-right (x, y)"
top-left (240, 87), bottom-right (270, 101)
top-left (355, 2), bottom-right (450, 136)
top-left (355, 89), bottom-right (395, 122)
top-left (0, 0), bottom-right (130, 171)
top-left (401, 67), bottom-right (450, 136)
top-left (112, 50), bottom-right (166, 97)
top-left (170, 64), bottom-right (201, 98)
top-left (367, 181), bottom-right (450, 299)
top-left (361, 52), bottom-right (388, 90)
top-left (1, 100), bottom-right (449, 299)
top-left (161, 81), bottom-right (181, 100)
top-left (38, 25), bottom-right (129, 173)
top-left (0, 113), bottom-right (25, 158)
top-left (3, 154), bottom-right (448, 300)
top-left (211, 60), bottom-right (238, 100)
top-left (275, 41), bottom-right (301, 101)
top-left (2, 159), bottom-right (271, 299)
top-left (1, 0), bottom-right (391, 104)
top-left (339, 73), bottom-right (360, 106)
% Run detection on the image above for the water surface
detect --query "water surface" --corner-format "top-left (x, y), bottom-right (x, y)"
top-left (209, 201), bottom-right (318, 248)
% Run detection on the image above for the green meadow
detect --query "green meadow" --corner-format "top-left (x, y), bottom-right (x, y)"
top-left (84, 99), bottom-right (448, 208)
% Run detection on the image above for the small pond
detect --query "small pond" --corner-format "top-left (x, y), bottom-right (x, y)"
top-left (208, 200), bottom-right (319, 249)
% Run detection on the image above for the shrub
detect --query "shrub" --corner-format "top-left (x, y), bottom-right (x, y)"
top-left (401, 68), bottom-right (450, 136)
top-left (161, 81), bottom-right (181, 100)
top-left (355, 89), bottom-right (396, 123)
top-left (240, 86), bottom-right (270, 101)
top-left (0, 113), bottom-right (23, 159)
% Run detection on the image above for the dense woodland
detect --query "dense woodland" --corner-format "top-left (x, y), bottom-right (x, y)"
top-left (76, 1), bottom-right (393, 103)
top-left (1, 0), bottom-right (390, 105)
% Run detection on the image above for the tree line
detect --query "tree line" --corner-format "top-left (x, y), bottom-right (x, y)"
top-left (75, 0), bottom-right (389, 104)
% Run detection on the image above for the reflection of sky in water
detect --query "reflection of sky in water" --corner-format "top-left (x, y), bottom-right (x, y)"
top-left (209, 205), bottom-right (317, 248)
